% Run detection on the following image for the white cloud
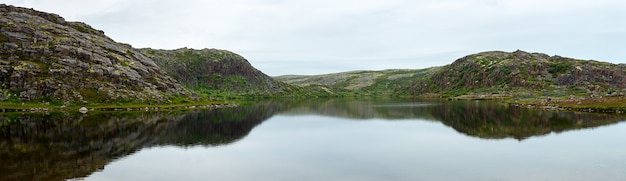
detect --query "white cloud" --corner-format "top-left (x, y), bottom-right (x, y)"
top-left (3, 0), bottom-right (626, 75)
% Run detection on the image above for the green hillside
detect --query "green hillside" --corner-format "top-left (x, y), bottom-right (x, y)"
top-left (140, 48), bottom-right (301, 98)
top-left (275, 68), bottom-right (440, 96)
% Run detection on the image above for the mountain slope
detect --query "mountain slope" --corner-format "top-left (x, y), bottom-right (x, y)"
top-left (402, 50), bottom-right (626, 97)
top-left (0, 4), bottom-right (191, 104)
top-left (275, 68), bottom-right (439, 96)
top-left (140, 48), bottom-right (297, 96)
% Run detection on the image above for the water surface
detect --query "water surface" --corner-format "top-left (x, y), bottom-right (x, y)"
top-left (1, 99), bottom-right (625, 181)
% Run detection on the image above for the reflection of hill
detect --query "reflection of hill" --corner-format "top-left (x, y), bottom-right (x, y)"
top-left (0, 112), bottom-right (182, 181)
top-left (277, 99), bottom-right (626, 140)
top-left (0, 102), bottom-right (282, 181)
top-left (428, 101), bottom-right (626, 140)
top-left (278, 98), bottom-right (439, 121)
top-left (2, 99), bottom-right (625, 180)
top-left (156, 103), bottom-right (281, 146)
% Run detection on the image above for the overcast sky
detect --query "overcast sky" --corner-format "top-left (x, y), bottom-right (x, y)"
top-left (4, 0), bottom-right (626, 75)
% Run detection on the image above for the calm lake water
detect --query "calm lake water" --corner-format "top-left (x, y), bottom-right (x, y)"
top-left (2, 98), bottom-right (626, 181)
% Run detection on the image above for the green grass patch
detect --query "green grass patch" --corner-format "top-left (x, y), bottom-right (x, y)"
top-left (0, 98), bottom-right (231, 111)
top-left (77, 88), bottom-right (109, 103)
top-left (70, 24), bottom-right (90, 34)
top-left (0, 32), bottom-right (9, 42)
top-left (548, 62), bottom-right (573, 74)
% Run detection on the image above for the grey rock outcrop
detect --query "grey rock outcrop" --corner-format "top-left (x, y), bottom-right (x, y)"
top-left (0, 4), bottom-right (192, 104)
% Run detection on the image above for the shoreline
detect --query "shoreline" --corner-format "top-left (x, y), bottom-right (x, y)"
top-left (505, 96), bottom-right (626, 114)
top-left (506, 103), bottom-right (625, 114)
top-left (3, 95), bottom-right (626, 114)
top-left (0, 103), bottom-right (238, 113)
top-left (417, 93), bottom-right (626, 114)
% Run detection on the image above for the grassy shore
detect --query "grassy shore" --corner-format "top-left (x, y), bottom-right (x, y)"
top-left (415, 92), bottom-right (626, 114)
top-left (509, 95), bottom-right (626, 113)
top-left (0, 99), bottom-right (236, 112)
top-left (3, 92), bottom-right (626, 114)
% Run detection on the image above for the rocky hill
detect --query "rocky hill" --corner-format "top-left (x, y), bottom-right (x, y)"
top-left (0, 4), bottom-right (191, 104)
top-left (401, 50), bottom-right (626, 97)
top-left (0, 4), bottom-right (297, 105)
top-left (275, 68), bottom-right (439, 96)
top-left (140, 48), bottom-right (297, 96)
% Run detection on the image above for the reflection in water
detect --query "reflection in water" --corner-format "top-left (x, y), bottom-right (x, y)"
top-left (429, 101), bottom-right (626, 140)
top-left (278, 99), bottom-right (626, 140)
top-left (0, 102), bottom-right (282, 181)
top-left (156, 102), bottom-right (281, 147)
top-left (1, 99), bottom-right (625, 180)
top-left (0, 112), bottom-right (183, 181)
top-left (278, 98), bottom-right (439, 120)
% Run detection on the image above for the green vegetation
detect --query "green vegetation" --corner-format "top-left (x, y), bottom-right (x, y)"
top-left (70, 23), bottom-right (89, 34)
top-left (77, 88), bottom-right (108, 103)
top-left (0, 91), bottom-right (230, 111)
top-left (0, 32), bottom-right (8, 42)
top-left (548, 62), bottom-right (573, 74)
top-left (140, 48), bottom-right (295, 97)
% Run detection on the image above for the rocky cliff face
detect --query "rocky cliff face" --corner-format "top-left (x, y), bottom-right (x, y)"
top-left (141, 48), bottom-right (295, 95)
top-left (0, 4), bottom-right (190, 104)
top-left (404, 50), bottom-right (626, 96)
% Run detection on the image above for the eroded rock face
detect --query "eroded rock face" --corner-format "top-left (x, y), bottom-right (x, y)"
top-left (0, 4), bottom-right (191, 104)
top-left (141, 48), bottom-right (295, 95)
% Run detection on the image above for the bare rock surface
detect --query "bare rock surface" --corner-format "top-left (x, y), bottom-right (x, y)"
top-left (0, 4), bottom-right (191, 104)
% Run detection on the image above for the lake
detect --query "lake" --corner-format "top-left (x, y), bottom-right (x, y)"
top-left (2, 98), bottom-right (626, 181)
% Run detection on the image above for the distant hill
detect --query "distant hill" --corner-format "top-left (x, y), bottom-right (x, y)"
top-left (278, 50), bottom-right (626, 98)
top-left (275, 68), bottom-right (439, 96)
top-left (140, 48), bottom-right (298, 97)
top-left (401, 50), bottom-right (626, 97)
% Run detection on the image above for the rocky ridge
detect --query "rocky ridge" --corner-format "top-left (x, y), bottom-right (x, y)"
top-left (0, 4), bottom-right (191, 104)
top-left (141, 48), bottom-right (296, 96)
top-left (402, 50), bottom-right (626, 97)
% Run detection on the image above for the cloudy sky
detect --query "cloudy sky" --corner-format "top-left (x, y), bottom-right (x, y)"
top-left (4, 0), bottom-right (626, 75)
